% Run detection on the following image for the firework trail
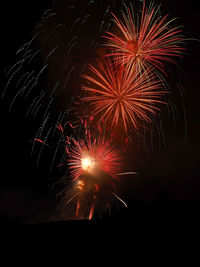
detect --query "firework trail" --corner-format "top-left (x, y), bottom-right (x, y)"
top-left (2, 0), bottom-right (116, 168)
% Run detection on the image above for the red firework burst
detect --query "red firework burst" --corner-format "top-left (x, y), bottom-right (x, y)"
top-left (63, 131), bottom-right (126, 220)
top-left (82, 57), bottom-right (166, 132)
top-left (68, 134), bottom-right (121, 181)
top-left (103, 1), bottom-right (184, 73)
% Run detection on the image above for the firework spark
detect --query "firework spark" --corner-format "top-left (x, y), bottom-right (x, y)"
top-left (103, 1), bottom-right (184, 73)
top-left (82, 57), bottom-right (166, 132)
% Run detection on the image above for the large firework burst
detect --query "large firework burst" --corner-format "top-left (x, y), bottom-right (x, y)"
top-left (82, 57), bottom-right (166, 132)
top-left (103, 1), bottom-right (184, 73)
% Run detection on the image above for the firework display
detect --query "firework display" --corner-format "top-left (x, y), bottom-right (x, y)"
top-left (2, 0), bottom-right (186, 221)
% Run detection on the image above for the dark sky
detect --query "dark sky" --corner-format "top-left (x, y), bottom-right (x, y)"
top-left (0, 0), bottom-right (200, 226)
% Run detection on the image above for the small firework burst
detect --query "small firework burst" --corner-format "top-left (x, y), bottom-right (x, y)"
top-left (68, 133), bottom-right (121, 181)
top-left (82, 57), bottom-right (166, 132)
top-left (62, 130), bottom-right (125, 220)
top-left (103, 1), bottom-right (184, 73)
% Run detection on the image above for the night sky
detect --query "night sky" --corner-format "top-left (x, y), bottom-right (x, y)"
top-left (0, 0), bottom-right (200, 227)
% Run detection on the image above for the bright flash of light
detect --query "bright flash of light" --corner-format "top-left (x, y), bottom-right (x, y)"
top-left (82, 57), bottom-right (166, 132)
top-left (103, 1), bottom-right (184, 73)
top-left (81, 156), bottom-right (95, 172)
top-left (68, 135), bottom-right (121, 181)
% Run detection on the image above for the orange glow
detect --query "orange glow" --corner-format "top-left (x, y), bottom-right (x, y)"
top-left (77, 180), bottom-right (85, 191)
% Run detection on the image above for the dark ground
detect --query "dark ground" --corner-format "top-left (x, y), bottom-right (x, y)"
top-left (0, 0), bottom-right (200, 230)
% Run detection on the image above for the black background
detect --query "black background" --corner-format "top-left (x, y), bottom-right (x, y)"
top-left (0, 0), bottom-right (200, 228)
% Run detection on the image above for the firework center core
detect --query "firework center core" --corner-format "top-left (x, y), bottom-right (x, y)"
top-left (81, 156), bottom-right (96, 172)
top-left (126, 40), bottom-right (139, 56)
